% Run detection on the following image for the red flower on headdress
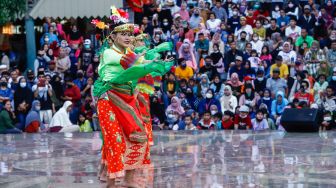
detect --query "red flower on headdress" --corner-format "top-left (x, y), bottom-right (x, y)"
top-left (117, 9), bottom-right (129, 19)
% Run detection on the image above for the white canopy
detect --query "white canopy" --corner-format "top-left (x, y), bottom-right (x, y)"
top-left (29, 0), bottom-right (123, 19)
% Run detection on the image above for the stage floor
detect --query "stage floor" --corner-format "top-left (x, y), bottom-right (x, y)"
top-left (1, 130), bottom-right (336, 187)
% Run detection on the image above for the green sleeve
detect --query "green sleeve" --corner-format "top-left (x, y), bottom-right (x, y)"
top-left (1, 111), bottom-right (14, 129)
top-left (149, 61), bottom-right (174, 77)
top-left (111, 61), bottom-right (167, 84)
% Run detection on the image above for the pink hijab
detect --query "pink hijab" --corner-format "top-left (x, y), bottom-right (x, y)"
top-left (166, 96), bottom-right (185, 116)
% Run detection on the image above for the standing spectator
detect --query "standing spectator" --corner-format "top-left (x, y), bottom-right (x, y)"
top-left (34, 50), bottom-right (51, 76)
top-left (78, 39), bottom-right (94, 72)
top-left (32, 73), bottom-right (54, 125)
top-left (67, 24), bottom-right (83, 49)
top-left (198, 89), bottom-right (221, 115)
top-left (266, 68), bottom-right (288, 97)
top-left (56, 48), bottom-right (71, 78)
top-left (0, 100), bottom-right (21, 134)
top-left (62, 77), bottom-right (81, 124)
top-left (175, 58), bottom-right (194, 81)
top-left (24, 100), bottom-right (42, 133)
top-left (234, 105), bottom-right (252, 130)
top-left (220, 85), bottom-right (238, 114)
top-left (40, 26), bottom-right (59, 46)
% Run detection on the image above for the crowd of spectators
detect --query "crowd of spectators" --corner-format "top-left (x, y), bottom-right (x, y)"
top-left (1, 0), bottom-right (336, 133)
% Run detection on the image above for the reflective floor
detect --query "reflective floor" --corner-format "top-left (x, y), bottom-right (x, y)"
top-left (1, 130), bottom-right (336, 187)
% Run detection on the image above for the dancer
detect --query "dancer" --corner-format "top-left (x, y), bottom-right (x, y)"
top-left (93, 7), bottom-right (173, 187)
top-left (133, 32), bottom-right (174, 146)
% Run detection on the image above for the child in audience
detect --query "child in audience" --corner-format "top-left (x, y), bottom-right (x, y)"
top-left (197, 111), bottom-right (216, 130)
top-left (252, 110), bottom-right (269, 131)
top-left (234, 105), bottom-right (252, 130)
top-left (222, 110), bottom-right (234, 129)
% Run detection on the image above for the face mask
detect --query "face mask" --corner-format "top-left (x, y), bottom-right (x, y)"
top-left (288, 3), bottom-right (294, 8)
top-left (194, 13), bottom-right (199, 16)
top-left (45, 38), bottom-right (49, 42)
top-left (275, 7), bottom-right (280, 11)
top-left (332, 76), bottom-right (336, 81)
top-left (263, 97), bottom-right (270, 100)
top-left (20, 83), bottom-right (27, 88)
top-left (253, 37), bottom-right (258, 41)
top-left (61, 43), bottom-right (67, 48)
top-left (257, 77), bottom-right (264, 81)
top-left (240, 114), bottom-right (247, 119)
top-left (181, 63), bottom-right (187, 68)
top-left (206, 93), bottom-right (213, 99)
top-left (163, 22), bottom-right (169, 26)
top-left (233, 11), bottom-right (238, 16)
top-left (241, 38), bottom-right (246, 41)
top-left (35, 106), bottom-right (41, 111)
top-left (211, 110), bottom-right (217, 115)
top-left (84, 44), bottom-right (90, 49)
top-left (324, 117), bottom-right (332, 121)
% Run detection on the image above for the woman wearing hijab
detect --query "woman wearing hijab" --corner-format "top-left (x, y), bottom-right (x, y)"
top-left (197, 74), bottom-right (211, 98)
top-left (198, 89), bottom-right (221, 115)
top-left (25, 100), bottom-right (42, 133)
top-left (278, 42), bottom-right (297, 77)
top-left (220, 85), bottom-right (237, 114)
top-left (49, 101), bottom-right (79, 133)
top-left (14, 78), bottom-right (33, 111)
top-left (210, 74), bottom-right (224, 100)
top-left (226, 73), bottom-right (243, 98)
top-left (166, 96), bottom-right (185, 117)
top-left (0, 100), bottom-right (21, 134)
top-left (178, 39), bottom-right (197, 71)
top-left (50, 75), bottom-right (63, 110)
top-left (66, 25), bottom-right (83, 49)
top-left (209, 33), bottom-right (224, 54)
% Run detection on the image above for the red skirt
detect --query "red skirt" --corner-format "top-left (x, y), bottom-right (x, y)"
top-left (137, 92), bottom-right (153, 146)
top-left (97, 90), bottom-right (150, 179)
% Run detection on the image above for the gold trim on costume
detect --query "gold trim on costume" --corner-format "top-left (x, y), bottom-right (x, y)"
top-left (113, 23), bottom-right (134, 33)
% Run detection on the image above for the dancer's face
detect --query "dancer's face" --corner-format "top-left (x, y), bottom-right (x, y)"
top-left (112, 32), bottom-right (133, 49)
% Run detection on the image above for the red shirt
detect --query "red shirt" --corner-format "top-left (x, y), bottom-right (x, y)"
top-left (222, 119), bottom-right (234, 129)
top-left (234, 114), bottom-right (252, 129)
top-left (294, 92), bottom-right (314, 105)
top-left (64, 85), bottom-right (81, 105)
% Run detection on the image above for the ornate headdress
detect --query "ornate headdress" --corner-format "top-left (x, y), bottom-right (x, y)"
top-left (110, 6), bottom-right (134, 33)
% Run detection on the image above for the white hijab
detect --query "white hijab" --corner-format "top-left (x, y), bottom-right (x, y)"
top-left (49, 101), bottom-right (73, 127)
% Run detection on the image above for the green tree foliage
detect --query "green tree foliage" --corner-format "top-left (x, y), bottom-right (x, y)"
top-left (0, 0), bottom-right (26, 26)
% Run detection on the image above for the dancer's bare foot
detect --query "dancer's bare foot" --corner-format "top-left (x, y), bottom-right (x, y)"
top-left (98, 164), bottom-right (107, 182)
top-left (106, 178), bottom-right (116, 188)
top-left (120, 170), bottom-right (138, 188)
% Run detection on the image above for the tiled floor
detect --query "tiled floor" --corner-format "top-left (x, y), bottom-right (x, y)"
top-left (1, 130), bottom-right (336, 187)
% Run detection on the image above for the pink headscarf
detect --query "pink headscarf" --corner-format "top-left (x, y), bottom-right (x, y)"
top-left (166, 96), bottom-right (185, 116)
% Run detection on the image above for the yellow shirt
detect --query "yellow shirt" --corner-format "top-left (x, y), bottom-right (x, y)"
top-left (175, 66), bottom-right (194, 81)
top-left (270, 64), bottom-right (289, 79)
top-left (253, 27), bottom-right (266, 40)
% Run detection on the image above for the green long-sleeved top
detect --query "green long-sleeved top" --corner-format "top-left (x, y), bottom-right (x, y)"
top-left (0, 110), bottom-right (15, 132)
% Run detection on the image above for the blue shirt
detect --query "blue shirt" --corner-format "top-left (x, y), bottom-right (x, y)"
top-left (277, 16), bottom-right (290, 28)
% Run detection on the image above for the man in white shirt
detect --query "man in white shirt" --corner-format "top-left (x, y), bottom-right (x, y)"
top-left (285, 17), bottom-right (301, 41)
top-left (235, 17), bottom-right (253, 41)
